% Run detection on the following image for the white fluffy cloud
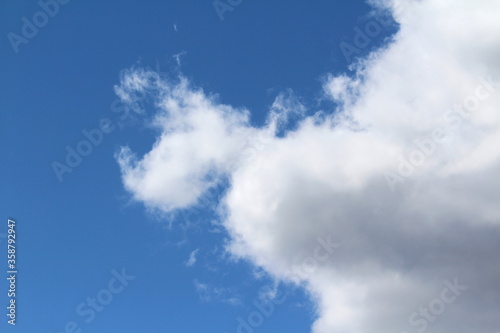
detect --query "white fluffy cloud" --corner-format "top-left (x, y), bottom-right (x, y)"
top-left (115, 1), bottom-right (500, 332)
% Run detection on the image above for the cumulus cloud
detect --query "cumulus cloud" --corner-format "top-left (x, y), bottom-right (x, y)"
top-left (114, 0), bottom-right (500, 332)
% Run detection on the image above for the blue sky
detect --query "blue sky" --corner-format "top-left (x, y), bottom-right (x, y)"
top-left (0, 1), bottom-right (393, 332)
top-left (3, 1), bottom-right (500, 333)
